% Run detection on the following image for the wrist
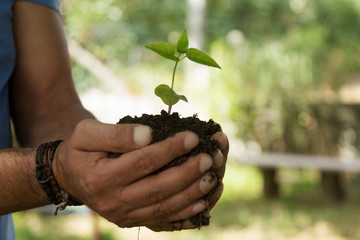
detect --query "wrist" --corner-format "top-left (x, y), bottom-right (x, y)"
top-left (35, 140), bottom-right (82, 215)
top-left (52, 142), bottom-right (83, 204)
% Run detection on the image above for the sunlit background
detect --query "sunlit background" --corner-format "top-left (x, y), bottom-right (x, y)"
top-left (14, 0), bottom-right (360, 239)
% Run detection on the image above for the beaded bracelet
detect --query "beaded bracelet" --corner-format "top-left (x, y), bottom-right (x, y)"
top-left (35, 140), bottom-right (81, 215)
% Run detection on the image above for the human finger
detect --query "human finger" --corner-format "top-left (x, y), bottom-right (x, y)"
top-left (207, 183), bottom-right (224, 210)
top-left (120, 153), bottom-right (212, 204)
top-left (126, 169), bottom-right (217, 221)
top-left (147, 218), bottom-right (207, 232)
top-left (124, 198), bottom-right (207, 229)
top-left (106, 131), bottom-right (200, 185)
top-left (212, 132), bottom-right (228, 180)
top-left (212, 131), bottom-right (229, 157)
top-left (69, 119), bottom-right (152, 152)
top-left (92, 154), bottom-right (213, 228)
top-left (213, 149), bottom-right (225, 175)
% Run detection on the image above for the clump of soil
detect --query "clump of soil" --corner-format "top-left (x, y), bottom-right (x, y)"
top-left (116, 110), bottom-right (221, 229)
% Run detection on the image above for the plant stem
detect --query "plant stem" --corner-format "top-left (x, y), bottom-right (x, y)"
top-left (171, 59), bottom-right (179, 89)
top-left (167, 58), bottom-right (180, 115)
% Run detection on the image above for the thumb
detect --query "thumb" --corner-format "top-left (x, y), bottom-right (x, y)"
top-left (70, 119), bottom-right (152, 153)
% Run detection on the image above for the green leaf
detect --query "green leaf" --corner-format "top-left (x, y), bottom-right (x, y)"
top-left (145, 43), bottom-right (179, 61)
top-left (170, 88), bottom-right (188, 103)
top-left (155, 84), bottom-right (179, 105)
top-left (154, 84), bottom-right (188, 105)
top-left (186, 48), bottom-right (221, 69)
top-left (177, 29), bottom-right (189, 53)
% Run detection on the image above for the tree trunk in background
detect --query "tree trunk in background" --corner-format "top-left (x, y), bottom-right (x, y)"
top-left (261, 168), bottom-right (279, 199)
top-left (185, 0), bottom-right (211, 119)
top-left (321, 171), bottom-right (346, 202)
top-left (186, 0), bottom-right (206, 49)
top-left (92, 211), bottom-right (102, 240)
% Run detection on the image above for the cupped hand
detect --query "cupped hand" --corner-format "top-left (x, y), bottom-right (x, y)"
top-left (208, 131), bottom-right (229, 209)
top-left (52, 119), bottom-right (218, 230)
top-left (147, 131), bottom-right (229, 231)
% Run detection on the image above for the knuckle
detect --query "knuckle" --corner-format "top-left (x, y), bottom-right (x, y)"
top-left (148, 222), bottom-right (171, 232)
top-left (71, 119), bottom-right (93, 144)
top-left (146, 184), bottom-right (164, 202)
top-left (121, 221), bottom-right (137, 228)
top-left (121, 214), bottom-right (140, 228)
top-left (95, 200), bottom-right (116, 215)
top-left (83, 174), bottom-right (105, 196)
top-left (168, 142), bottom-right (181, 158)
top-left (163, 136), bottom-right (184, 159)
top-left (136, 155), bottom-right (156, 175)
top-left (74, 119), bottom-right (90, 135)
top-left (107, 125), bottom-right (124, 144)
top-left (149, 226), bottom-right (162, 232)
top-left (153, 202), bottom-right (172, 217)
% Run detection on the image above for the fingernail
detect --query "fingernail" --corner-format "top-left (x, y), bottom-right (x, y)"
top-left (202, 211), bottom-right (210, 218)
top-left (213, 150), bottom-right (224, 169)
top-left (184, 132), bottom-right (199, 151)
top-left (199, 155), bottom-right (213, 174)
top-left (133, 125), bottom-right (152, 147)
top-left (200, 173), bottom-right (217, 194)
top-left (192, 202), bottom-right (206, 214)
top-left (218, 133), bottom-right (228, 150)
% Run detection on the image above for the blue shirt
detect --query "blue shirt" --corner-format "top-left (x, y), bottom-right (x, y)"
top-left (0, 1), bottom-right (60, 239)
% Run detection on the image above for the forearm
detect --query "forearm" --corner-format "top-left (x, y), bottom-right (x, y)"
top-left (0, 148), bottom-right (49, 215)
top-left (13, 103), bottom-right (95, 147)
top-left (31, 105), bottom-right (95, 146)
top-left (9, 1), bottom-right (95, 147)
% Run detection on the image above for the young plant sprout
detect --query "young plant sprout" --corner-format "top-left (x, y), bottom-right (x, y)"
top-left (145, 29), bottom-right (221, 115)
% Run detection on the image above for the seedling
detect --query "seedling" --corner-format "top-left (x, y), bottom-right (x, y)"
top-left (145, 29), bottom-right (221, 115)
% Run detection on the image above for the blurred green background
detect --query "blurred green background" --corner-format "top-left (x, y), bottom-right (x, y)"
top-left (14, 0), bottom-right (360, 239)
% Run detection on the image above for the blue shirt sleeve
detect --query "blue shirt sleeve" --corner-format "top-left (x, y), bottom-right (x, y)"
top-left (16, 0), bottom-right (61, 13)
top-left (0, 214), bottom-right (15, 240)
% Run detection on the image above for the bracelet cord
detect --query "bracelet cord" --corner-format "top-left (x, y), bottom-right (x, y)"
top-left (35, 140), bottom-right (82, 215)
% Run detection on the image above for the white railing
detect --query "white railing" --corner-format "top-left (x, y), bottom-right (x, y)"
top-left (237, 152), bottom-right (360, 172)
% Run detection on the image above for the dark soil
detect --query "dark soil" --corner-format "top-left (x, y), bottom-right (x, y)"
top-left (116, 110), bottom-right (221, 229)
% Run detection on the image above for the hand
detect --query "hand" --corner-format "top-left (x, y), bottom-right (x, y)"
top-left (53, 119), bottom-right (218, 230)
top-left (148, 131), bottom-right (229, 231)
top-left (208, 131), bottom-right (229, 210)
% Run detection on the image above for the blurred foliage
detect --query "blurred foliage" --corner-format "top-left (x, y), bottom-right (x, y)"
top-left (63, 0), bottom-right (360, 152)
top-left (206, 0), bottom-right (360, 153)
top-left (15, 162), bottom-right (360, 239)
top-left (63, 0), bottom-right (186, 66)
top-left (207, 0), bottom-right (360, 89)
